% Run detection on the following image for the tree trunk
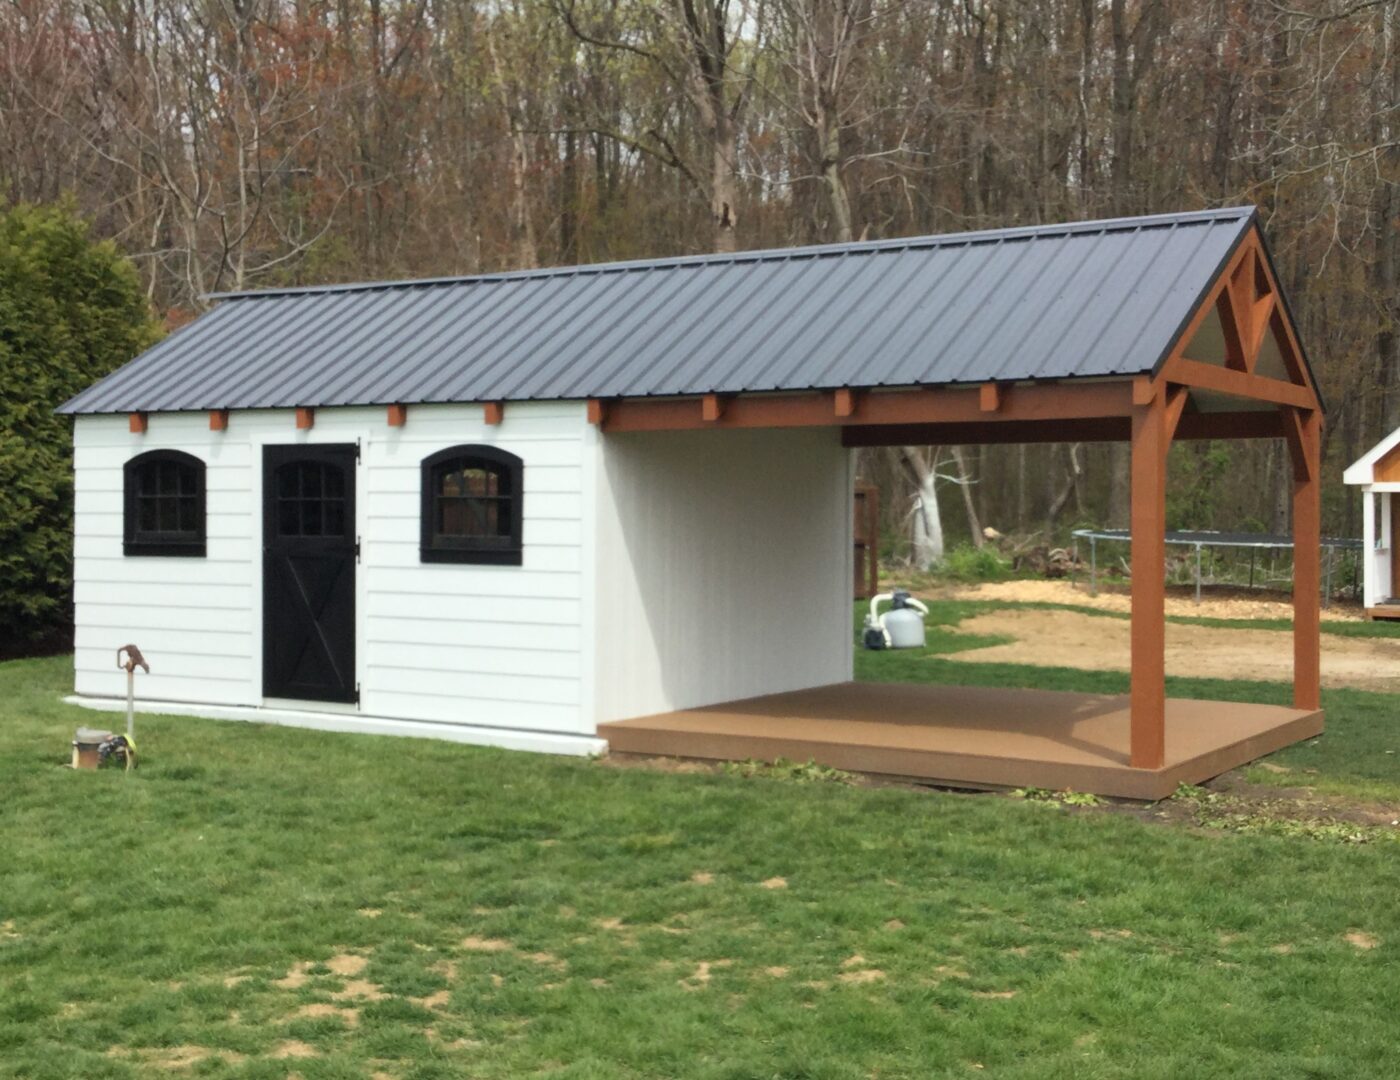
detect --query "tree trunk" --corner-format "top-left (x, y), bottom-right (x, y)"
top-left (819, 106), bottom-right (853, 242)
top-left (951, 446), bottom-right (983, 546)
top-left (711, 116), bottom-right (739, 253)
top-left (1046, 444), bottom-right (1084, 525)
top-left (1107, 444), bottom-right (1131, 528)
top-left (488, 21), bottom-right (537, 270)
top-left (1375, 2), bottom-right (1399, 430)
top-left (894, 446), bottom-right (944, 568)
top-left (1271, 441), bottom-right (1291, 535)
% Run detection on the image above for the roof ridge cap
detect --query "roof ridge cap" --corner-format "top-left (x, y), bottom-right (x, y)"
top-left (205, 206), bottom-right (1258, 302)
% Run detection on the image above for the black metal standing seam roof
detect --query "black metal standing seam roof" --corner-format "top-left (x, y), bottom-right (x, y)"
top-left (59, 207), bottom-right (1265, 415)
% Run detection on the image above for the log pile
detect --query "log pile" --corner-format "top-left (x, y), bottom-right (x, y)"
top-left (982, 527), bottom-right (1085, 578)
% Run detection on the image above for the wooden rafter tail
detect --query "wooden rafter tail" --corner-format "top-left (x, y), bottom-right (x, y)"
top-left (387, 403), bottom-right (408, 427)
top-left (483, 401), bottom-right (504, 425)
top-left (833, 388), bottom-right (858, 419)
top-left (979, 382), bottom-right (1001, 412)
top-left (586, 399), bottom-right (607, 426)
top-left (701, 393), bottom-right (725, 422)
top-left (295, 406), bottom-right (314, 430)
top-left (209, 409), bottom-right (229, 431)
top-left (128, 411), bottom-right (148, 434)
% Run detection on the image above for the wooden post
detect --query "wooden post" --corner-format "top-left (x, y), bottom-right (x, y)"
top-left (1129, 389), bottom-right (1167, 769)
top-left (1292, 408), bottom-right (1322, 710)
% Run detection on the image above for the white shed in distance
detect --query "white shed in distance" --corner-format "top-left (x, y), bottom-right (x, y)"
top-left (1344, 429), bottom-right (1400, 618)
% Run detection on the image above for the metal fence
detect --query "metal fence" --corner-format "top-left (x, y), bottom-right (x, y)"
top-left (1070, 528), bottom-right (1363, 607)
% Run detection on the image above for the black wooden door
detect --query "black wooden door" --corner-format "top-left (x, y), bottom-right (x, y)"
top-left (263, 444), bottom-right (357, 703)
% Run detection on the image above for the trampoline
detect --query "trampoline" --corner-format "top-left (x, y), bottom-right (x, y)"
top-left (1071, 528), bottom-right (1363, 607)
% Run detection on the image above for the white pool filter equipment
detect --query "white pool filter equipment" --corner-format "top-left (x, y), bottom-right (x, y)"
top-left (861, 590), bottom-right (929, 650)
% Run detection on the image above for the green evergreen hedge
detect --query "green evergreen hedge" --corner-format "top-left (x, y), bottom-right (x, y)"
top-left (0, 203), bottom-right (160, 652)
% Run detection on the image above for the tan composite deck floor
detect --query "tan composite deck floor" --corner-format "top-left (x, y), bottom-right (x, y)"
top-left (599, 682), bottom-right (1324, 800)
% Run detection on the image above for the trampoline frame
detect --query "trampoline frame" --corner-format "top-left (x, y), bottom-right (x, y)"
top-left (1071, 528), bottom-right (1363, 607)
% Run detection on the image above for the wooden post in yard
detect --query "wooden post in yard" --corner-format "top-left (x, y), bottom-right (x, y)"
top-left (1129, 389), bottom-right (1168, 769)
top-left (1292, 409), bottom-right (1322, 710)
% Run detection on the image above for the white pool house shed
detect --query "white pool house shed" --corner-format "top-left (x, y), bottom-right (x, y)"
top-left (1344, 428), bottom-right (1400, 619)
top-left (60, 207), bottom-right (1328, 796)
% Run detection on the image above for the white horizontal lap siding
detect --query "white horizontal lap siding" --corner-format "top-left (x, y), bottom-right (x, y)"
top-left (72, 402), bottom-right (592, 736)
top-left (1363, 489), bottom-right (1391, 608)
top-left (360, 402), bottom-right (591, 734)
top-left (594, 427), bottom-right (853, 723)
top-left (72, 412), bottom-right (259, 706)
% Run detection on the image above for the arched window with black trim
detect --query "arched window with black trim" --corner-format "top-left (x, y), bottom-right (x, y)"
top-left (123, 450), bottom-right (206, 557)
top-left (420, 445), bottom-right (523, 565)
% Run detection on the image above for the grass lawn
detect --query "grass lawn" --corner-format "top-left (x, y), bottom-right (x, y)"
top-left (4, 624), bottom-right (1400, 1078)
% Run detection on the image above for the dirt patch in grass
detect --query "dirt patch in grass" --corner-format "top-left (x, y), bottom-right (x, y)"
top-left (333, 979), bottom-right (389, 1002)
top-left (108, 1045), bottom-right (245, 1068)
top-left (945, 608), bottom-right (1400, 691)
top-left (837, 955), bottom-right (885, 984)
top-left (1345, 931), bottom-right (1380, 950)
top-left (943, 579), bottom-right (1365, 622)
top-left (291, 1002), bottom-right (360, 1027)
top-left (461, 936), bottom-right (512, 952)
top-left (598, 754), bottom-right (722, 775)
top-left (680, 960), bottom-right (732, 989)
top-left (326, 952), bottom-right (368, 976)
top-left (1148, 782), bottom-right (1400, 843)
top-left (760, 877), bottom-right (788, 890)
top-left (270, 1039), bottom-right (319, 1059)
top-left (274, 961), bottom-right (314, 989)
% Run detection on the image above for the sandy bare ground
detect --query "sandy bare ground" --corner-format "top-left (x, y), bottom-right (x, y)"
top-left (947, 607), bottom-right (1400, 692)
top-left (939, 578), bottom-right (1365, 622)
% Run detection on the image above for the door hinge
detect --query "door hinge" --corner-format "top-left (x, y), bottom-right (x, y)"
top-left (355, 438), bottom-right (362, 462)
top-left (355, 536), bottom-right (361, 563)
top-left (354, 682), bottom-right (361, 705)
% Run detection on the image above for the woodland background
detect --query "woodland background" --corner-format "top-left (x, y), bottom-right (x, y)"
top-left (1, 0), bottom-right (1396, 558)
